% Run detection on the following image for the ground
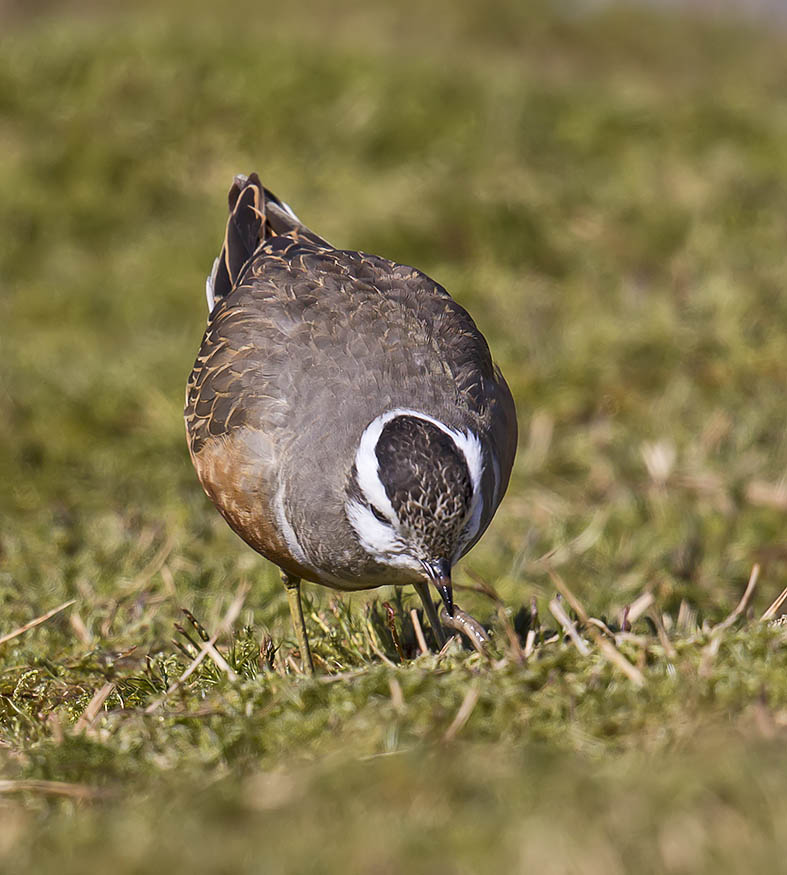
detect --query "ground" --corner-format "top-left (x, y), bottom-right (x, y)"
top-left (1, 0), bottom-right (787, 871)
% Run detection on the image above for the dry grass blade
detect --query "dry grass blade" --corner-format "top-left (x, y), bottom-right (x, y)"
top-left (203, 640), bottom-right (237, 680)
top-left (388, 677), bottom-right (405, 714)
top-left (442, 683), bottom-right (480, 743)
top-left (497, 606), bottom-right (524, 663)
top-left (649, 610), bottom-right (678, 661)
top-left (713, 564), bottom-right (760, 633)
top-left (745, 479), bottom-right (787, 510)
top-left (549, 572), bottom-right (590, 624)
top-left (586, 617), bottom-right (617, 639)
top-left (458, 568), bottom-right (504, 604)
top-left (145, 582), bottom-right (249, 714)
top-left (0, 600), bottom-right (75, 648)
top-left (549, 597), bottom-right (591, 656)
top-left (437, 635), bottom-right (460, 657)
top-left (285, 654), bottom-right (302, 675)
top-left (0, 779), bottom-right (109, 799)
top-left (624, 592), bottom-right (655, 626)
top-left (550, 571), bottom-right (645, 687)
top-left (74, 682), bottom-right (115, 732)
top-left (699, 634), bottom-right (722, 677)
top-left (761, 583), bottom-right (787, 621)
top-left (69, 610), bottom-right (91, 645)
top-left (410, 608), bottom-right (428, 655)
top-left (146, 637), bottom-right (212, 705)
top-left (317, 668), bottom-right (369, 685)
top-left (700, 565), bottom-right (762, 674)
top-left (594, 636), bottom-right (645, 688)
top-left (180, 608), bottom-right (237, 679)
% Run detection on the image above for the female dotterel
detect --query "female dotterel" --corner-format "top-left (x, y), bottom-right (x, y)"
top-left (185, 174), bottom-right (517, 672)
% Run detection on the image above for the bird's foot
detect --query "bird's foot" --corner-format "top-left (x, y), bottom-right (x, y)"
top-left (438, 605), bottom-right (490, 654)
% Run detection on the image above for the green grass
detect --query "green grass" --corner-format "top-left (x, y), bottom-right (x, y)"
top-left (2, 0), bottom-right (787, 871)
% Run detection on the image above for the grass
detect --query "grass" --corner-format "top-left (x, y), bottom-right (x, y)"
top-left (2, 0), bottom-right (787, 870)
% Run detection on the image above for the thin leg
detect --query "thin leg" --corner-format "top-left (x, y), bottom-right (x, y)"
top-left (281, 572), bottom-right (314, 675)
top-left (414, 581), bottom-right (446, 649)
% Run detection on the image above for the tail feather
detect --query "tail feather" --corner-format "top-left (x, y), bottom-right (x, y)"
top-left (206, 172), bottom-right (331, 311)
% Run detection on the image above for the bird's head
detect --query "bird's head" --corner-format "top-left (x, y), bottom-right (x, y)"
top-left (345, 409), bottom-right (484, 615)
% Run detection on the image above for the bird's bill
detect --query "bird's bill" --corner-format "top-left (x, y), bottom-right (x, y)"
top-left (424, 558), bottom-right (454, 616)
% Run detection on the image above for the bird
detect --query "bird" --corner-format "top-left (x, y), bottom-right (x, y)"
top-left (185, 173), bottom-right (517, 673)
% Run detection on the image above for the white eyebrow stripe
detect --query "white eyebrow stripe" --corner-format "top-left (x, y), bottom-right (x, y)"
top-left (353, 415), bottom-right (399, 524)
top-left (358, 408), bottom-right (484, 487)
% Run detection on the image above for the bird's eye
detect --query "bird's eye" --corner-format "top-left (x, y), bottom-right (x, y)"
top-left (370, 505), bottom-right (389, 525)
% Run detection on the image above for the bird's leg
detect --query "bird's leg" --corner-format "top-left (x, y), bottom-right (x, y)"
top-left (281, 572), bottom-right (314, 675)
top-left (414, 581), bottom-right (447, 650)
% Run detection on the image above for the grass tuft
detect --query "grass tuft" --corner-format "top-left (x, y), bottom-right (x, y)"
top-left (2, 0), bottom-right (787, 870)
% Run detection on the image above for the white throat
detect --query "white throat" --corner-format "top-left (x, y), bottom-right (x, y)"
top-left (346, 408), bottom-right (485, 566)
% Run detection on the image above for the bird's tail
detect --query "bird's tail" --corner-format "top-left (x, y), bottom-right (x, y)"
top-left (206, 172), bottom-right (330, 311)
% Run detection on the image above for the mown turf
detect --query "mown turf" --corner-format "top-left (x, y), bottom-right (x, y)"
top-left (1, 1), bottom-right (787, 871)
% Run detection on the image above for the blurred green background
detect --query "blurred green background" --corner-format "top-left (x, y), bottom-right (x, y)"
top-left (1, 0), bottom-right (787, 872)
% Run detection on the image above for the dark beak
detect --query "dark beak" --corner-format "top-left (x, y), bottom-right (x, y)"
top-left (424, 558), bottom-right (454, 617)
